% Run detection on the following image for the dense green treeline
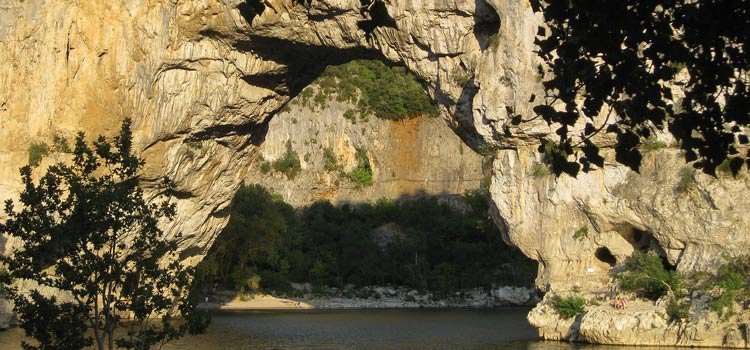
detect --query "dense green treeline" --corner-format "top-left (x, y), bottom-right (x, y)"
top-left (193, 184), bottom-right (536, 296)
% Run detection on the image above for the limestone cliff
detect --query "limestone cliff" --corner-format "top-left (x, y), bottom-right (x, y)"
top-left (250, 83), bottom-right (485, 207)
top-left (1, 0), bottom-right (749, 346)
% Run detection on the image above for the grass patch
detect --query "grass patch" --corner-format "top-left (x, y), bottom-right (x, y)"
top-left (675, 167), bottom-right (696, 194)
top-left (639, 138), bottom-right (668, 153)
top-left (28, 142), bottom-right (50, 166)
top-left (572, 226), bottom-right (589, 240)
top-left (552, 295), bottom-right (586, 319)
top-left (531, 163), bottom-right (550, 177)
top-left (260, 161), bottom-right (271, 174)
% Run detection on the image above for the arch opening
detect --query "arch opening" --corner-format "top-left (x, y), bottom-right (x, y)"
top-left (595, 247), bottom-right (616, 268)
top-left (617, 225), bottom-right (654, 251)
top-left (188, 54), bottom-right (538, 303)
top-left (473, 0), bottom-right (501, 51)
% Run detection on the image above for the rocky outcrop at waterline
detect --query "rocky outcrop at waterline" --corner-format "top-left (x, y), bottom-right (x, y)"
top-left (1, 0), bottom-right (749, 346)
top-left (529, 294), bottom-right (750, 348)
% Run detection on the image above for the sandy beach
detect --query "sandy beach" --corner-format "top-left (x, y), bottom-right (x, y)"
top-left (200, 294), bottom-right (316, 310)
top-left (197, 286), bottom-right (538, 311)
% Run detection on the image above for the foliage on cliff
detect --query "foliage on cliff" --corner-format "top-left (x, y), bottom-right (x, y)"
top-left (0, 119), bottom-right (207, 350)
top-left (297, 59), bottom-right (439, 120)
top-left (345, 147), bottom-right (373, 187)
top-left (193, 185), bottom-right (536, 297)
top-left (616, 250), bottom-right (750, 321)
top-left (615, 250), bottom-right (681, 301)
top-left (27, 142), bottom-right (50, 167)
top-left (271, 140), bottom-right (302, 179)
top-left (533, 1), bottom-right (750, 176)
top-left (552, 295), bottom-right (586, 319)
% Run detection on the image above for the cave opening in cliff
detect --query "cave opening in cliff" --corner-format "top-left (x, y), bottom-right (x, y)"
top-left (595, 247), bottom-right (616, 268)
top-left (618, 226), bottom-right (653, 251)
top-left (473, 0), bottom-right (501, 51)
top-left (357, 0), bottom-right (398, 39)
top-left (238, 0), bottom-right (266, 24)
top-left (616, 225), bottom-right (677, 271)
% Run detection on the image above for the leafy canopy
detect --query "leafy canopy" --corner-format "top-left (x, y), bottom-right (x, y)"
top-left (193, 185), bottom-right (536, 297)
top-left (0, 119), bottom-right (207, 350)
top-left (532, 1), bottom-right (750, 176)
top-left (307, 59), bottom-right (439, 120)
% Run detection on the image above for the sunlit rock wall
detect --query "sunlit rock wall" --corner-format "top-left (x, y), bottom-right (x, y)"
top-left (251, 93), bottom-right (485, 207)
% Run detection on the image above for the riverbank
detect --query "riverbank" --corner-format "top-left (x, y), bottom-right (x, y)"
top-left (197, 285), bottom-right (539, 310)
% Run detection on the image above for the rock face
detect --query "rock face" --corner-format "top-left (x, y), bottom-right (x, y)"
top-left (0, 0), bottom-right (524, 256)
top-left (0, 298), bottom-right (11, 329)
top-left (1, 0), bottom-right (749, 346)
top-left (251, 88), bottom-right (485, 207)
top-left (529, 294), bottom-right (750, 348)
top-left (491, 147), bottom-right (750, 292)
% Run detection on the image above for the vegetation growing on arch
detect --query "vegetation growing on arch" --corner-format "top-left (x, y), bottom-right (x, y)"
top-left (615, 250), bottom-right (750, 322)
top-left (0, 119), bottom-right (208, 350)
top-left (323, 147), bottom-right (340, 172)
top-left (707, 255), bottom-right (750, 318)
top-left (301, 59), bottom-right (439, 120)
top-left (615, 250), bottom-right (689, 321)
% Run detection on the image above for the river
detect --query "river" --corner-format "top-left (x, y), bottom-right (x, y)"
top-left (0, 308), bottom-right (724, 350)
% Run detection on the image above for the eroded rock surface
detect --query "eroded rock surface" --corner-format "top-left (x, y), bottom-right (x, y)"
top-left (529, 294), bottom-right (750, 348)
top-left (251, 92), bottom-right (485, 206)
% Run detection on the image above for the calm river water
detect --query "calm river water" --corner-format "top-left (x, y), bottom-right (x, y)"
top-left (0, 308), bottom-right (724, 350)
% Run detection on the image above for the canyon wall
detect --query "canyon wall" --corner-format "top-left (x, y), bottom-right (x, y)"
top-left (250, 85), bottom-right (485, 207)
top-left (1, 0), bottom-right (749, 346)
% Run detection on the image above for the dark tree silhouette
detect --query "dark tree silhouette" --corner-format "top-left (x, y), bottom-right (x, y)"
top-left (531, 0), bottom-right (750, 176)
top-left (0, 119), bottom-right (208, 350)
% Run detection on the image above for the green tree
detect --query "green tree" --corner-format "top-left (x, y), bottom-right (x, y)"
top-left (531, 1), bottom-right (750, 176)
top-left (192, 184), bottom-right (298, 294)
top-left (0, 119), bottom-right (207, 350)
top-left (271, 141), bottom-right (301, 179)
top-left (615, 250), bottom-right (681, 301)
top-left (346, 147), bottom-right (373, 187)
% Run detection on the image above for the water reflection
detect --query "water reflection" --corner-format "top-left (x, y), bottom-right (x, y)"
top-left (0, 308), bottom-right (733, 350)
top-left (166, 308), bottom-right (536, 350)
